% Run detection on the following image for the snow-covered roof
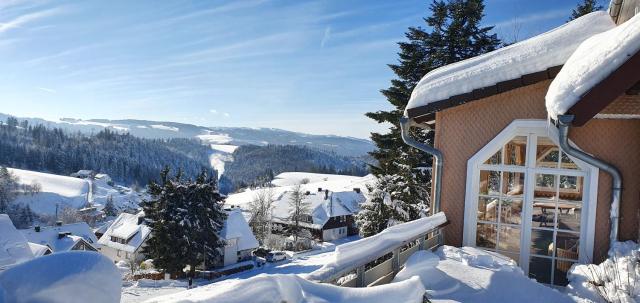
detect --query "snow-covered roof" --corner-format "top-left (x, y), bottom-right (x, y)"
top-left (27, 242), bottom-right (51, 257)
top-left (405, 11), bottom-right (616, 116)
top-left (546, 13), bottom-right (640, 120)
top-left (0, 214), bottom-right (33, 270)
top-left (98, 212), bottom-right (151, 253)
top-left (271, 190), bottom-right (365, 229)
top-left (20, 222), bottom-right (99, 252)
top-left (220, 210), bottom-right (259, 252)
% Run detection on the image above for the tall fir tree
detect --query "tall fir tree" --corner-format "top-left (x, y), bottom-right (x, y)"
top-left (142, 168), bottom-right (226, 276)
top-left (569, 0), bottom-right (604, 21)
top-left (362, 0), bottom-right (500, 235)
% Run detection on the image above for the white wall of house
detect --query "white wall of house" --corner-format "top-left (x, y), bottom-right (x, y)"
top-left (322, 227), bottom-right (348, 241)
top-left (223, 238), bottom-right (238, 267)
top-left (99, 245), bottom-right (145, 263)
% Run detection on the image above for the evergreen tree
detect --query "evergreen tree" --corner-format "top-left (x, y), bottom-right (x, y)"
top-left (142, 168), bottom-right (226, 276)
top-left (0, 166), bottom-right (19, 213)
top-left (569, 0), bottom-right (604, 20)
top-left (103, 195), bottom-right (118, 217)
top-left (364, 0), bottom-right (500, 235)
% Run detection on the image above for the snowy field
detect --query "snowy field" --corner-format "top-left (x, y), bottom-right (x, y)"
top-left (121, 237), bottom-right (357, 303)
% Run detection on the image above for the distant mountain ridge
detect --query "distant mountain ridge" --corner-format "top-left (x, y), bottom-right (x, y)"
top-left (0, 114), bottom-right (374, 157)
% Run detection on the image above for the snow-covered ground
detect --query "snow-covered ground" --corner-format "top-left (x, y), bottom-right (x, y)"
top-left (8, 168), bottom-right (145, 216)
top-left (121, 236), bottom-right (358, 303)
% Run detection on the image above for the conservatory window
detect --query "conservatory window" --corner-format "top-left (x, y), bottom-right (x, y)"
top-left (464, 121), bottom-right (598, 286)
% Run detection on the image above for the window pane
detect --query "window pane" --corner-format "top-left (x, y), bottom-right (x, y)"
top-left (530, 229), bottom-right (554, 256)
top-left (498, 225), bottom-right (520, 253)
top-left (502, 172), bottom-right (524, 197)
top-left (531, 201), bottom-right (555, 228)
top-left (555, 232), bottom-right (579, 260)
top-left (535, 174), bottom-right (557, 200)
top-left (559, 175), bottom-right (583, 202)
top-left (529, 257), bottom-right (552, 284)
top-left (560, 152), bottom-right (579, 170)
top-left (478, 197), bottom-right (498, 222)
top-left (504, 136), bottom-right (527, 166)
top-left (484, 149), bottom-right (502, 165)
top-left (501, 198), bottom-right (522, 224)
top-left (476, 223), bottom-right (497, 249)
top-left (554, 260), bottom-right (575, 286)
top-left (536, 137), bottom-right (559, 168)
top-left (479, 170), bottom-right (500, 195)
top-left (556, 201), bottom-right (581, 232)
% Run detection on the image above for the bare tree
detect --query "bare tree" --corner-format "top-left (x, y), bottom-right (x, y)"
top-left (248, 187), bottom-right (275, 245)
top-left (288, 184), bottom-right (311, 247)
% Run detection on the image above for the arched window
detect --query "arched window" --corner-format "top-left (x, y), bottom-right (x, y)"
top-left (463, 120), bottom-right (599, 286)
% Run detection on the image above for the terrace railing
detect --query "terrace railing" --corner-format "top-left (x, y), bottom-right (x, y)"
top-left (307, 219), bottom-right (448, 288)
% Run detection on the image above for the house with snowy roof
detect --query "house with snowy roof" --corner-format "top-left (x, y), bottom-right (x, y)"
top-left (97, 211), bottom-right (151, 262)
top-left (401, 4), bottom-right (640, 286)
top-left (20, 222), bottom-right (99, 254)
top-left (0, 214), bottom-right (34, 270)
top-left (219, 209), bottom-right (260, 267)
top-left (271, 188), bottom-right (366, 241)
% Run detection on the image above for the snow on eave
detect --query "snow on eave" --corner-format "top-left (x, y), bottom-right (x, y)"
top-left (97, 212), bottom-right (150, 253)
top-left (20, 222), bottom-right (99, 252)
top-left (221, 210), bottom-right (259, 251)
top-left (405, 11), bottom-right (616, 116)
top-left (546, 13), bottom-right (640, 120)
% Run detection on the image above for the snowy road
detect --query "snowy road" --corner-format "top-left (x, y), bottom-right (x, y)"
top-left (121, 237), bottom-right (357, 303)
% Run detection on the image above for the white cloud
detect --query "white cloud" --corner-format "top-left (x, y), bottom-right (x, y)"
top-left (223, 112), bottom-right (230, 118)
top-left (320, 26), bottom-right (331, 47)
top-left (36, 87), bottom-right (56, 93)
top-left (210, 109), bottom-right (218, 114)
top-left (0, 8), bottom-right (63, 34)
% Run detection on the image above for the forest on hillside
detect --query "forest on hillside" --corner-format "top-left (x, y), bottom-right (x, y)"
top-left (0, 117), bottom-right (214, 186)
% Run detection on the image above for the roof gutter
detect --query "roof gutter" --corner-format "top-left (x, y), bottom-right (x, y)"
top-left (400, 116), bottom-right (443, 215)
top-left (557, 115), bottom-right (622, 245)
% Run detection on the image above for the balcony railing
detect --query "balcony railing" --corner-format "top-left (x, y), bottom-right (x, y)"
top-left (307, 219), bottom-right (448, 288)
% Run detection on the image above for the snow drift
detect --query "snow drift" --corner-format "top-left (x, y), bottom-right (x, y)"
top-left (0, 251), bottom-right (121, 303)
top-left (143, 274), bottom-right (426, 303)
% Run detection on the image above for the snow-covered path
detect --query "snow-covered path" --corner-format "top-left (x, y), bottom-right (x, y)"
top-left (121, 237), bottom-right (357, 303)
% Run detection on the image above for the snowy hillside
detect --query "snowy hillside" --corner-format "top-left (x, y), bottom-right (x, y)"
top-left (0, 114), bottom-right (374, 157)
top-left (225, 172), bottom-right (376, 209)
top-left (8, 168), bottom-right (144, 216)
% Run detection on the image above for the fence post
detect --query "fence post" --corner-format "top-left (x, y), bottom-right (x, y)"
top-left (356, 266), bottom-right (365, 287)
top-left (392, 248), bottom-right (401, 275)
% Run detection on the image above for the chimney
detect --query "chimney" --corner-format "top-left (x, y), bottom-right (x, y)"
top-left (318, 187), bottom-right (323, 192)
top-left (137, 216), bottom-right (145, 225)
top-left (57, 231), bottom-right (71, 239)
top-left (324, 189), bottom-right (329, 200)
top-left (353, 188), bottom-right (361, 194)
top-left (34, 225), bottom-right (41, 232)
top-left (305, 191), bottom-right (311, 195)
top-left (55, 221), bottom-right (63, 226)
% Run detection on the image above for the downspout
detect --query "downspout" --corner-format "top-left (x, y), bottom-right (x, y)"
top-left (557, 115), bottom-right (622, 245)
top-left (400, 116), bottom-right (443, 215)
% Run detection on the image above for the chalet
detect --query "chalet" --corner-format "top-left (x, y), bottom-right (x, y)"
top-left (218, 209), bottom-right (260, 267)
top-left (271, 188), bottom-right (366, 241)
top-left (20, 222), bottom-right (99, 253)
top-left (401, 4), bottom-right (640, 286)
top-left (97, 211), bottom-right (151, 263)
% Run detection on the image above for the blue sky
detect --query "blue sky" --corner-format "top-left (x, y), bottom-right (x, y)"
top-left (0, 0), bottom-right (595, 138)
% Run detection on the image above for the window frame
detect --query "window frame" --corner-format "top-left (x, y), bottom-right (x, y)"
top-left (463, 120), bottom-right (599, 277)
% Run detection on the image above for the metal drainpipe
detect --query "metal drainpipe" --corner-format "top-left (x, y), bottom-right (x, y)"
top-left (557, 115), bottom-right (622, 244)
top-left (400, 116), bottom-right (443, 215)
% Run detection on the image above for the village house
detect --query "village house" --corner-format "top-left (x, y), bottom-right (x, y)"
top-left (0, 214), bottom-right (34, 271)
top-left (97, 211), bottom-right (151, 263)
top-left (20, 222), bottom-right (99, 253)
top-left (270, 188), bottom-right (366, 242)
top-left (401, 4), bottom-right (640, 286)
top-left (218, 209), bottom-right (259, 267)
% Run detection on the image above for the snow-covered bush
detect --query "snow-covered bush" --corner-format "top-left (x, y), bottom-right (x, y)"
top-left (567, 241), bottom-right (640, 303)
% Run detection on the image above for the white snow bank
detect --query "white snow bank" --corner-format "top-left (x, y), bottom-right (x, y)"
top-left (566, 241), bottom-right (640, 303)
top-left (546, 13), bottom-right (640, 120)
top-left (143, 274), bottom-right (425, 303)
top-left (308, 212), bottom-right (446, 281)
top-left (0, 214), bottom-right (33, 270)
top-left (210, 144), bottom-right (238, 154)
top-left (197, 133), bottom-right (232, 144)
top-left (271, 172), bottom-right (364, 187)
top-left (136, 279), bottom-right (188, 288)
top-left (150, 124), bottom-right (179, 132)
top-left (406, 11), bottom-right (615, 114)
top-left (394, 246), bottom-right (574, 303)
top-left (0, 251), bottom-right (121, 303)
